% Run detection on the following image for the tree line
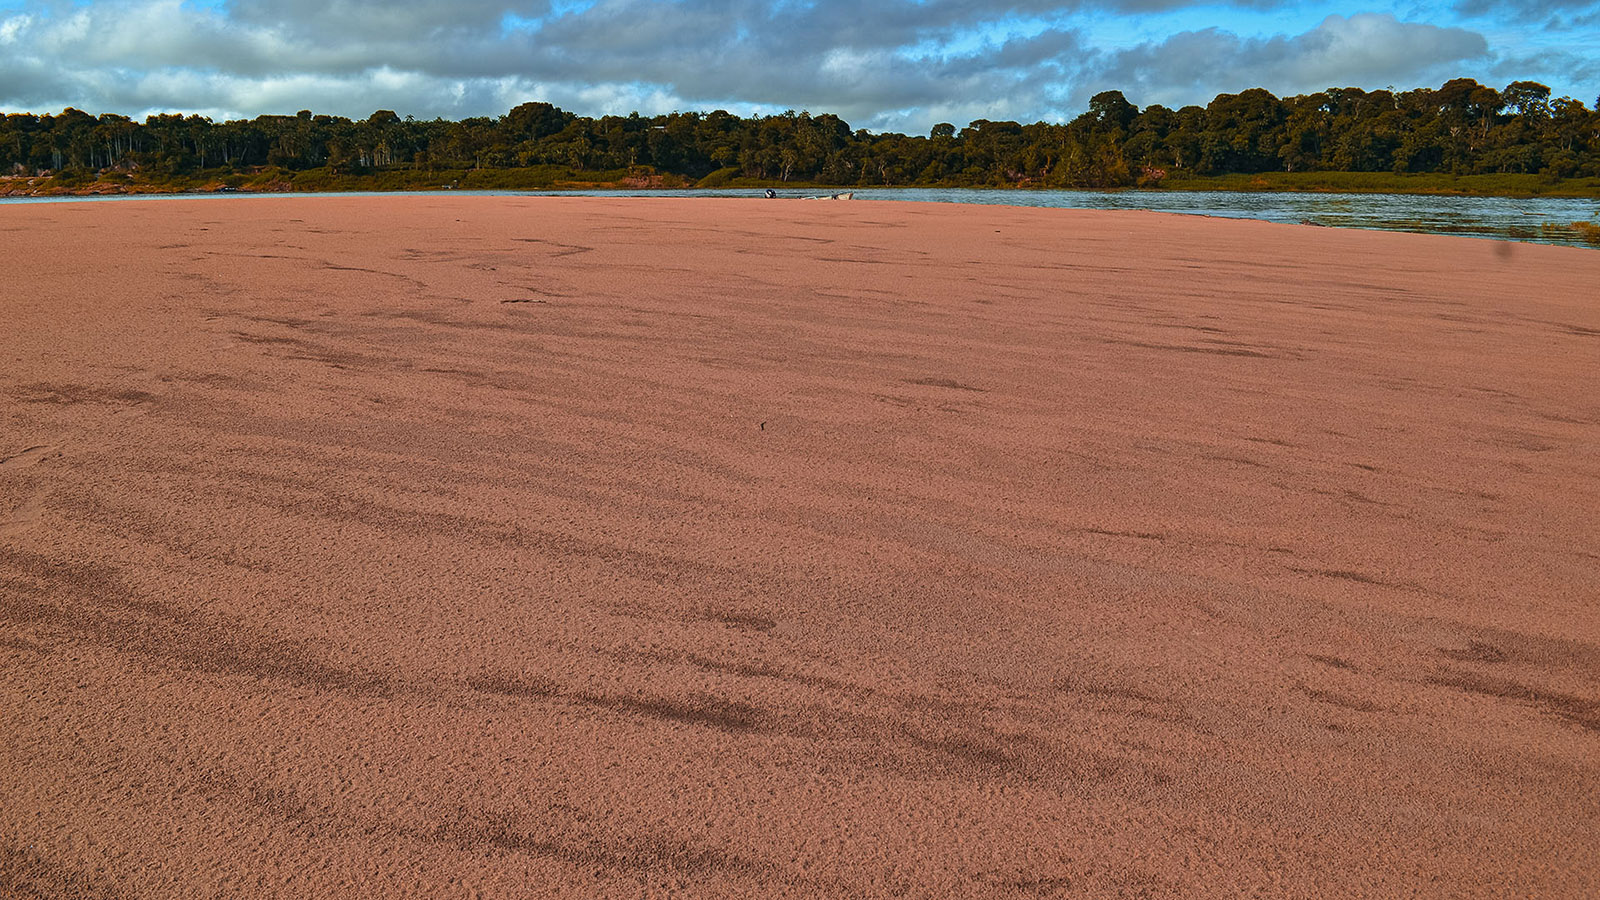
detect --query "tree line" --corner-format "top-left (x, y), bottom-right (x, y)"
top-left (3, 78), bottom-right (1598, 188)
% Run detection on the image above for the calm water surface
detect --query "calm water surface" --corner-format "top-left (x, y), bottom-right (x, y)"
top-left (5, 187), bottom-right (1597, 248)
top-left (530, 187), bottom-right (1600, 248)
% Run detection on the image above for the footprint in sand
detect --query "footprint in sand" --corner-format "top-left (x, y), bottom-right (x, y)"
top-left (0, 445), bottom-right (62, 469)
top-left (0, 495), bottom-right (45, 537)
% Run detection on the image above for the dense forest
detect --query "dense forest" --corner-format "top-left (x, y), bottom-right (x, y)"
top-left (3, 78), bottom-right (1599, 194)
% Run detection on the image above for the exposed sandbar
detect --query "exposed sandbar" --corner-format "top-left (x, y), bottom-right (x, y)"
top-left (2, 197), bottom-right (1597, 898)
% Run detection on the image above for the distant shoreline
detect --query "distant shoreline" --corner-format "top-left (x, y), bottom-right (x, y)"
top-left (6, 170), bottom-right (1600, 201)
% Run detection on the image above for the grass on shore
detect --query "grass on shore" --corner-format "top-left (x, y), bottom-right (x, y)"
top-left (6, 166), bottom-right (1600, 203)
top-left (1564, 220), bottom-right (1600, 245)
top-left (0, 164), bottom-right (701, 196)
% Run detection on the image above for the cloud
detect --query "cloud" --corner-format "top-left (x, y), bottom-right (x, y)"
top-left (0, 0), bottom-right (1101, 128)
top-left (0, 1), bottom-right (1584, 133)
top-left (227, 0), bottom-right (550, 38)
top-left (1492, 50), bottom-right (1600, 88)
top-left (1085, 14), bottom-right (1491, 108)
top-left (1454, 0), bottom-right (1599, 17)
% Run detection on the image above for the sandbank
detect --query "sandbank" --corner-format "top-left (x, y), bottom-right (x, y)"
top-left (2, 197), bottom-right (1597, 898)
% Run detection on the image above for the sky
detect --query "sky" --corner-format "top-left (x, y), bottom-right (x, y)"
top-left (0, 0), bottom-right (1596, 133)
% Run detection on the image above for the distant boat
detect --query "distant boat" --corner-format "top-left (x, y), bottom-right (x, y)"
top-left (803, 192), bottom-right (853, 200)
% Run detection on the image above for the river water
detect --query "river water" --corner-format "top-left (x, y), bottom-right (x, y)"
top-left (527, 187), bottom-right (1600, 248)
top-left (6, 187), bottom-right (1597, 248)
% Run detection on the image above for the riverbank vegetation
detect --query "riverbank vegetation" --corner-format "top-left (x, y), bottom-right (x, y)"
top-left (4, 79), bottom-right (1600, 198)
